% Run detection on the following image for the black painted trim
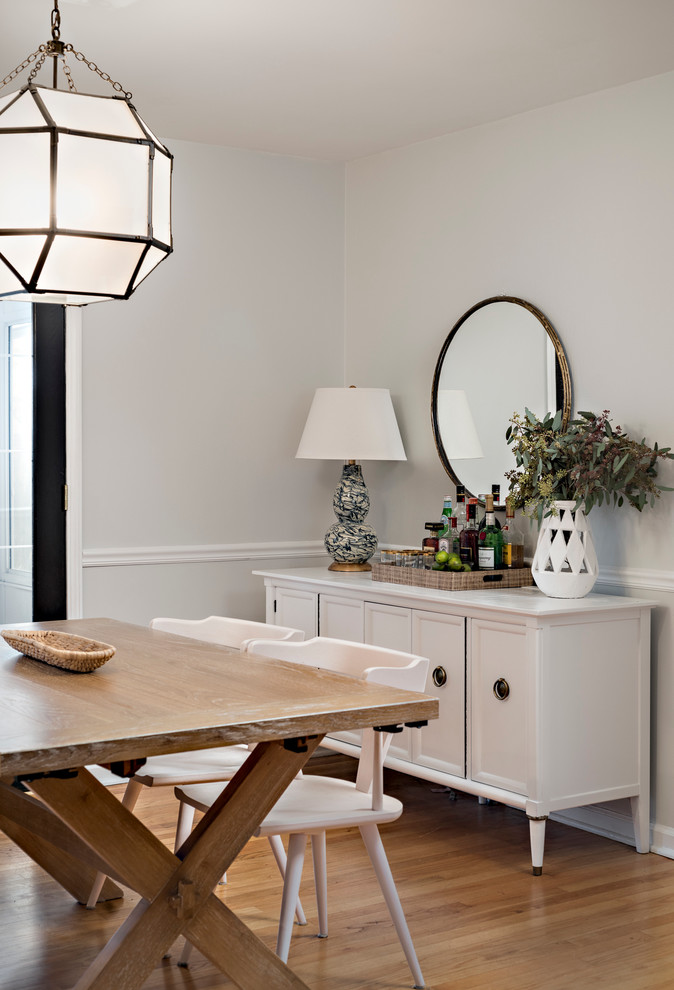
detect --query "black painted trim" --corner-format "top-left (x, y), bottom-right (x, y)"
top-left (32, 304), bottom-right (67, 620)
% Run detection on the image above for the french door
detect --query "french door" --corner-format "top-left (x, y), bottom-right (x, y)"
top-left (0, 301), bottom-right (66, 623)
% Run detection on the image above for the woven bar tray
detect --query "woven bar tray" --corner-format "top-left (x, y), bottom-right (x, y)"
top-left (371, 562), bottom-right (534, 592)
top-left (1, 629), bottom-right (116, 672)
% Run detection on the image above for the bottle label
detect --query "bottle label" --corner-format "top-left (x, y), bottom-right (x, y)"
top-left (438, 537), bottom-right (450, 554)
top-left (478, 546), bottom-right (495, 569)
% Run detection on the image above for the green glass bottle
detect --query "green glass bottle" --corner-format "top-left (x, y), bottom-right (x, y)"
top-left (438, 495), bottom-right (453, 553)
top-left (477, 493), bottom-right (504, 570)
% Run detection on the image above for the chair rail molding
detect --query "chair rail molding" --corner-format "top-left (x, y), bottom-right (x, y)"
top-left (80, 544), bottom-right (674, 592)
top-left (82, 541), bottom-right (327, 568)
top-left (596, 566), bottom-right (674, 595)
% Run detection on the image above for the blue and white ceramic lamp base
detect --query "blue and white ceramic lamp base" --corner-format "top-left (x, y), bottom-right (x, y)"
top-left (325, 462), bottom-right (377, 571)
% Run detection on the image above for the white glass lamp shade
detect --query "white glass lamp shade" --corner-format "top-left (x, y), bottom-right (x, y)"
top-left (0, 85), bottom-right (173, 305)
top-left (436, 390), bottom-right (484, 460)
top-left (296, 388), bottom-right (406, 462)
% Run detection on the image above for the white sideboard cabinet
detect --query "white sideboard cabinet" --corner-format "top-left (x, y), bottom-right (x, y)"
top-left (255, 567), bottom-right (655, 874)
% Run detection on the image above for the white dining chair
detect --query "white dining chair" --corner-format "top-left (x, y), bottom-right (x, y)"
top-left (174, 636), bottom-right (429, 989)
top-left (86, 615), bottom-right (305, 910)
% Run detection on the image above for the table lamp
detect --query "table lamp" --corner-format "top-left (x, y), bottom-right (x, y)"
top-left (296, 386), bottom-right (406, 571)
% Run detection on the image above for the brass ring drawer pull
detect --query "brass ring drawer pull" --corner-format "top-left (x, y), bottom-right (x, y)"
top-left (493, 678), bottom-right (510, 701)
top-left (432, 666), bottom-right (447, 688)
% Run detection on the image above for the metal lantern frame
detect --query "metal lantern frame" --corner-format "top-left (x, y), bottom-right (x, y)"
top-left (0, 1), bottom-right (173, 306)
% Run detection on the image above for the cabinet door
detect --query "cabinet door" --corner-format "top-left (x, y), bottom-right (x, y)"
top-left (274, 587), bottom-right (318, 639)
top-left (364, 601), bottom-right (412, 652)
top-left (364, 601), bottom-right (413, 761)
top-left (319, 595), bottom-right (364, 642)
top-left (470, 619), bottom-right (527, 795)
top-left (411, 611), bottom-right (465, 778)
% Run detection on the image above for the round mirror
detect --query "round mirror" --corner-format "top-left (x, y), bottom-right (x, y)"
top-left (431, 296), bottom-right (572, 502)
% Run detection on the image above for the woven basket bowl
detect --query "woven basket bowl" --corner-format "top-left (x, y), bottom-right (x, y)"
top-left (1, 629), bottom-right (116, 673)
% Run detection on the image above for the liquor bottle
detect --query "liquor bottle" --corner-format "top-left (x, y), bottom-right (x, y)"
top-left (471, 497), bottom-right (485, 533)
top-left (459, 502), bottom-right (479, 569)
top-left (478, 493), bottom-right (504, 570)
top-left (449, 516), bottom-right (461, 555)
top-left (423, 522), bottom-right (443, 554)
top-left (438, 496), bottom-right (453, 553)
top-left (454, 485), bottom-right (467, 531)
top-left (502, 497), bottom-right (525, 568)
top-left (478, 486), bottom-right (502, 531)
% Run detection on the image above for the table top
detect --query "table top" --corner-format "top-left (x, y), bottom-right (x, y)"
top-left (0, 618), bottom-right (438, 778)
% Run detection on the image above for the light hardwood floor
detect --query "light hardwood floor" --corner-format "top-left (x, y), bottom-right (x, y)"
top-left (2, 752), bottom-right (674, 990)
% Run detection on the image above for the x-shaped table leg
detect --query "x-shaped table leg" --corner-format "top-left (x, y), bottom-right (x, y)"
top-left (26, 736), bottom-right (322, 990)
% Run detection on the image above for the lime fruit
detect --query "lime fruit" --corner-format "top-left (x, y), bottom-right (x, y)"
top-left (462, 563), bottom-right (472, 572)
top-left (435, 551), bottom-right (449, 565)
top-left (447, 554), bottom-right (463, 571)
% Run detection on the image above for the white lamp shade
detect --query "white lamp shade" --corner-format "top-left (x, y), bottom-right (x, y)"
top-left (0, 85), bottom-right (172, 305)
top-left (296, 387), bottom-right (406, 461)
top-left (436, 390), bottom-right (484, 459)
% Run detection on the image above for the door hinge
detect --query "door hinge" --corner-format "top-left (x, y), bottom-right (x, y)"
top-left (63, 484), bottom-right (69, 511)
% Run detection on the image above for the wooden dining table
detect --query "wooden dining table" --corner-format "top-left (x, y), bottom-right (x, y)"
top-left (0, 617), bottom-right (438, 990)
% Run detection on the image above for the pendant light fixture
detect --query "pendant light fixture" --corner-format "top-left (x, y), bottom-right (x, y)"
top-left (0, 1), bottom-right (173, 305)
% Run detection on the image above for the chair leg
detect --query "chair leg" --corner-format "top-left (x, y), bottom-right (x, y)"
top-left (174, 800), bottom-right (200, 967)
top-left (86, 777), bottom-right (145, 909)
top-left (310, 832), bottom-right (328, 937)
top-left (276, 832), bottom-right (307, 963)
top-left (359, 823), bottom-right (425, 989)
top-left (268, 834), bottom-right (307, 926)
top-left (174, 800), bottom-right (196, 853)
top-left (177, 938), bottom-right (194, 968)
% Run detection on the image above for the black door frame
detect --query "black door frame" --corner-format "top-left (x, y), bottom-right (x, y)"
top-left (32, 304), bottom-right (67, 621)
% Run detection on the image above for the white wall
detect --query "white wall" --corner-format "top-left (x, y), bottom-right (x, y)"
top-left (77, 70), bottom-right (674, 852)
top-left (81, 138), bottom-right (344, 622)
top-left (344, 72), bottom-right (674, 850)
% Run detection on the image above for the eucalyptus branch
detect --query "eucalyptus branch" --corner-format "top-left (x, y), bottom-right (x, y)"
top-left (505, 409), bottom-right (673, 519)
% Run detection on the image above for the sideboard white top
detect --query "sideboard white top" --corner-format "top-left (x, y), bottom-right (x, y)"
top-left (254, 567), bottom-right (657, 618)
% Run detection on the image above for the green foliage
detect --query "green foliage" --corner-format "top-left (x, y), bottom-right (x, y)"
top-left (505, 409), bottom-right (673, 521)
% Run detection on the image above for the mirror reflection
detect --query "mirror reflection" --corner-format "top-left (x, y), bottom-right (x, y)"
top-left (431, 296), bottom-right (572, 501)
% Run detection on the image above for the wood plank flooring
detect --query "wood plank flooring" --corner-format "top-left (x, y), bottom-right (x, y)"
top-left (2, 752), bottom-right (674, 989)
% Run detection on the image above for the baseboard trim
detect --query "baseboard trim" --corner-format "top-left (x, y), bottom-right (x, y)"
top-left (551, 805), bottom-right (638, 848)
top-left (83, 541), bottom-right (327, 567)
top-left (651, 822), bottom-right (674, 860)
top-left (550, 804), bottom-right (674, 860)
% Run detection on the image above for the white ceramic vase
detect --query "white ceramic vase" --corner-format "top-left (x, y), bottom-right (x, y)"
top-left (531, 500), bottom-right (599, 599)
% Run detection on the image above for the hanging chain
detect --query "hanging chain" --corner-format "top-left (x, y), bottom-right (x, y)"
top-left (65, 45), bottom-right (132, 99)
top-left (51, 0), bottom-right (61, 42)
top-left (0, 48), bottom-right (46, 92)
top-left (61, 56), bottom-right (77, 93)
top-left (0, 0), bottom-right (132, 100)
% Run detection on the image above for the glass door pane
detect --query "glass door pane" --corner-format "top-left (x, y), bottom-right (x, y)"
top-left (0, 301), bottom-right (33, 623)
